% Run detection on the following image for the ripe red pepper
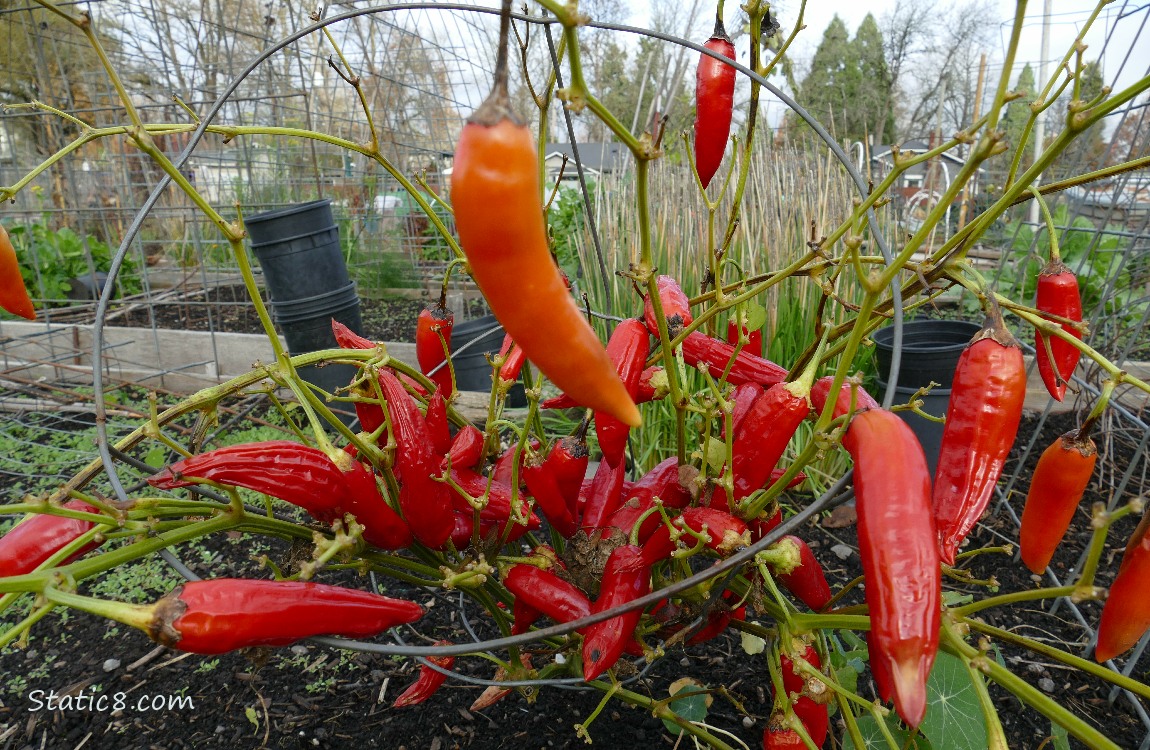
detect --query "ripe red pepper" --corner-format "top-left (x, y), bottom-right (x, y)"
top-left (1035, 260), bottom-right (1083, 402)
top-left (685, 591), bottom-right (746, 645)
top-left (726, 380), bottom-right (811, 502)
top-left (148, 441), bottom-right (351, 524)
top-left (497, 333), bottom-right (527, 385)
top-left (491, 440), bottom-right (537, 489)
top-left (596, 319), bottom-right (650, 468)
top-left (779, 642), bottom-right (829, 748)
top-left (727, 319), bottom-right (763, 358)
top-left (394, 643), bottom-right (454, 707)
top-left (767, 536), bottom-right (831, 611)
top-left (448, 468), bottom-right (540, 530)
top-left (0, 501), bottom-right (103, 577)
top-left (547, 432), bottom-right (591, 516)
top-left (723, 382), bottom-right (763, 439)
top-left (629, 457), bottom-right (693, 510)
top-left (415, 302), bottom-right (455, 396)
top-left (641, 507), bottom-right (751, 565)
top-left (682, 332), bottom-right (787, 387)
top-left (332, 319), bottom-right (377, 350)
top-left (329, 450), bottom-right (413, 550)
top-left (449, 508), bottom-right (536, 548)
top-left (1096, 515), bottom-right (1150, 662)
top-left (578, 457), bottom-right (627, 531)
top-left (762, 721), bottom-right (805, 749)
top-left (444, 424), bottom-right (485, 471)
top-left (377, 369), bottom-right (454, 548)
top-left (503, 563), bottom-right (591, 625)
top-left (0, 224), bottom-right (34, 320)
top-left (582, 545), bottom-right (650, 680)
top-left (933, 314), bottom-right (1026, 565)
top-left (604, 497), bottom-right (664, 545)
top-left (451, 11), bottom-right (640, 429)
top-left (125, 579), bottom-right (424, 654)
top-left (1019, 429), bottom-right (1097, 574)
top-left (331, 320), bottom-right (388, 433)
top-left (522, 449), bottom-right (580, 538)
top-left (843, 407), bottom-right (939, 728)
top-left (693, 19), bottom-right (737, 190)
top-left (424, 391), bottom-right (452, 456)
top-left (643, 275), bottom-right (693, 339)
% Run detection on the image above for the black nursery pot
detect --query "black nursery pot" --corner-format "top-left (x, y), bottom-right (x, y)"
top-left (245, 199), bottom-right (360, 425)
top-left (451, 314), bottom-right (527, 408)
top-left (872, 319), bottom-right (982, 476)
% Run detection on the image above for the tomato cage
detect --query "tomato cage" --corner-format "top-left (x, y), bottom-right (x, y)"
top-left (2, 1), bottom-right (1150, 748)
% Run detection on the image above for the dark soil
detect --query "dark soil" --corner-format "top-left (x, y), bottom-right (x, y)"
top-left (2, 356), bottom-right (1149, 747)
top-left (96, 284), bottom-right (432, 344)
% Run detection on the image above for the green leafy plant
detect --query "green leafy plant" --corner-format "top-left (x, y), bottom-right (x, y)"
top-left (4, 220), bottom-right (142, 308)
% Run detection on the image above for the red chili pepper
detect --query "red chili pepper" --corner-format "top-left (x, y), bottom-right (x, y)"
top-left (604, 496), bottom-right (663, 544)
top-left (578, 458), bottom-right (627, 531)
top-left (641, 507), bottom-right (751, 566)
top-left (331, 320), bottom-right (386, 433)
top-left (378, 369), bottom-right (454, 548)
top-left (1096, 514), bottom-right (1150, 662)
top-left (843, 407), bottom-right (939, 728)
top-left (596, 319), bottom-right (650, 468)
top-left (693, 19), bottom-right (736, 190)
top-left (1019, 429), bottom-right (1097, 574)
top-left (122, 579), bottom-right (424, 654)
top-left (444, 424), bottom-right (485, 471)
top-left (762, 721), bottom-right (805, 749)
top-left (726, 319), bottom-right (763, 358)
top-left (629, 457), bottom-right (693, 510)
top-left (497, 333), bottom-right (528, 385)
top-left (643, 275), bottom-right (693, 339)
top-left (1035, 260), bottom-right (1083, 402)
top-left (148, 441), bottom-right (351, 524)
top-left (491, 440), bottom-right (537, 489)
top-left (767, 536), bottom-right (831, 611)
top-left (726, 380), bottom-right (811, 502)
top-left (503, 563), bottom-right (591, 625)
top-left (449, 509), bottom-right (536, 548)
top-left (582, 545), bottom-right (650, 680)
top-left (779, 642), bottom-right (829, 748)
top-left (415, 302), bottom-right (454, 396)
top-left (448, 468), bottom-right (539, 529)
top-left (511, 596), bottom-right (543, 635)
top-left (0, 501), bottom-right (102, 577)
top-left (547, 432), bottom-right (591, 516)
top-left (451, 14), bottom-right (640, 429)
top-left (394, 643), bottom-right (454, 707)
top-left (682, 332), bottom-right (787, 387)
top-left (329, 450), bottom-right (413, 550)
top-left (933, 313), bottom-right (1026, 565)
top-left (810, 375), bottom-right (880, 420)
top-left (424, 391), bottom-right (452, 456)
top-left (685, 595), bottom-right (746, 646)
top-left (723, 382), bottom-right (764, 438)
top-left (0, 224), bottom-right (35, 320)
top-left (522, 451), bottom-right (580, 538)
top-left (749, 507), bottom-right (783, 542)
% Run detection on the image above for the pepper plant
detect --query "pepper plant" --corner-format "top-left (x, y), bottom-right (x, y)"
top-left (2, 1), bottom-right (1150, 748)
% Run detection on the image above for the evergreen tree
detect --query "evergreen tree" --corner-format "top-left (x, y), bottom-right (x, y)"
top-left (797, 16), bottom-right (852, 139)
top-left (999, 63), bottom-right (1036, 184)
top-left (851, 14), bottom-right (896, 144)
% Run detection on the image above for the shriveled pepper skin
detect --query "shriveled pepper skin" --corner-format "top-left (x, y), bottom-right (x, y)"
top-left (452, 114), bottom-right (639, 428)
top-left (503, 564), bottom-right (591, 625)
top-left (1035, 261), bottom-right (1083, 402)
top-left (148, 441), bottom-right (350, 523)
top-left (1019, 429), bottom-right (1096, 574)
top-left (147, 579), bottom-right (424, 654)
top-left (1095, 516), bottom-right (1150, 662)
top-left (682, 332), bottom-right (787, 387)
top-left (843, 408), bottom-right (939, 728)
top-left (932, 322), bottom-right (1026, 565)
top-left (693, 24), bottom-right (737, 190)
top-left (727, 382), bottom-right (809, 501)
top-left (0, 500), bottom-right (102, 577)
top-left (643, 275), bottom-right (693, 339)
top-left (582, 545), bottom-right (650, 680)
top-left (394, 643), bottom-right (454, 707)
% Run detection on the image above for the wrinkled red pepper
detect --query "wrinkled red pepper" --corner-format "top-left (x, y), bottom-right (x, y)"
top-left (415, 301), bottom-right (455, 396)
top-left (641, 507), bottom-right (751, 565)
top-left (842, 406), bottom-right (939, 728)
top-left (424, 391), bottom-right (452, 456)
top-left (582, 545), bottom-right (651, 680)
top-left (726, 319), bottom-right (763, 358)
top-left (578, 458), bottom-right (627, 531)
top-left (394, 643), bottom-right (455, 707)
top-left (682, 332), bottom-right (787, 387)
top-left (596, 319), bottom-right (649, 468)
top-left (503, 563), bottom-right (591, 626)
top-left (0, 500), bottom-right (103, 577)
top-left (643, 275), bottom-right (693, 339)
top-left (522, 449), bottom-right (580, 538)
top-left (444, 424), bottom-right (484, 471)
top-left (767, 535), bottom-right (831, 611)
top-left (1035, 260), bottom-right (1083, 402)
top-left (933, 312), bottom-right (1026, 565)
top-left (779, 642), bottom-right (829, 748)
top-left (123, 579), bottom-right (425, 654)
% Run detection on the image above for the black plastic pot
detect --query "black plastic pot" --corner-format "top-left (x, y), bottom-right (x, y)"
top-left (245, 199), bottom-right (360, 425)
top-left (873, 319), bottom-right (982, 476)
top-left (451, 315), bottom-right (526, 408)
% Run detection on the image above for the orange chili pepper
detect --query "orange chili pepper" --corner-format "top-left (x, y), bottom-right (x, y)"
top-left (0, 224), bottom-right (35, 320)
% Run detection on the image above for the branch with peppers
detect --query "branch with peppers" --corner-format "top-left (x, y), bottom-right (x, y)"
top-left (4, 0), bottom-right (1150, 748)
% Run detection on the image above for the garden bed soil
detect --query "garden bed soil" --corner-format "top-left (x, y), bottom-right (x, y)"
top-left (1, 409), bottom-right (1147, 749)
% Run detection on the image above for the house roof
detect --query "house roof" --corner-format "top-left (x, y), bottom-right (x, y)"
top-left (544, 142), bottom-right (628, 173)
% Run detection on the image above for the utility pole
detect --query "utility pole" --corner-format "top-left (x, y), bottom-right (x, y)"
top-left (1029, 0), bottom-right (1053, 225)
